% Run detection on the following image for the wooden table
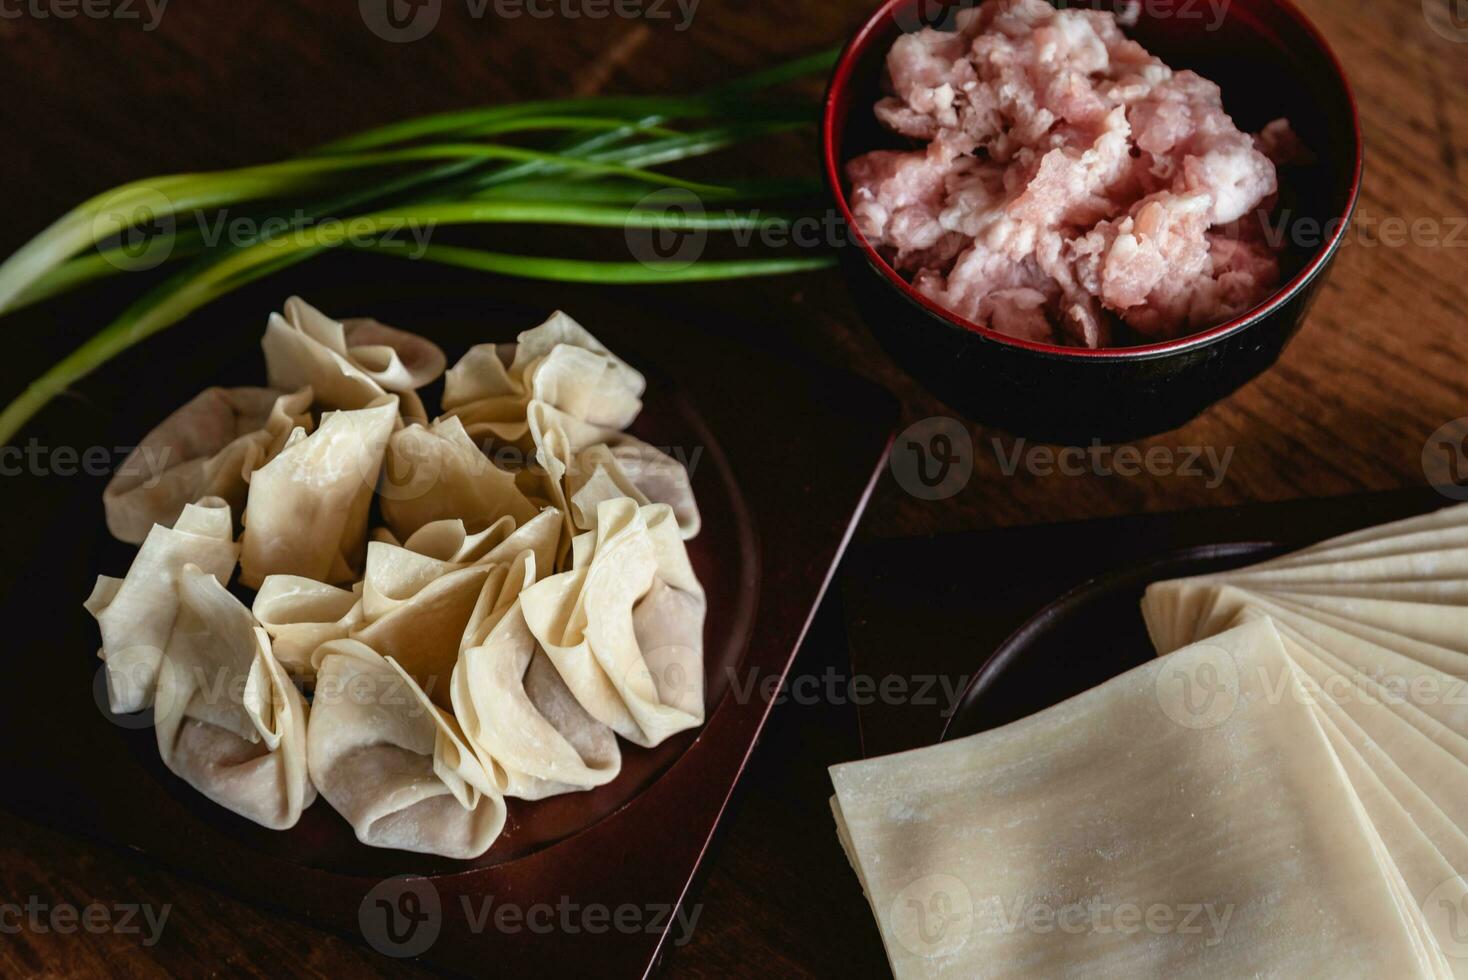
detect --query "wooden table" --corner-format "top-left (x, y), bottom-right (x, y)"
top-left (0, 0), bottom-right (1464, 975)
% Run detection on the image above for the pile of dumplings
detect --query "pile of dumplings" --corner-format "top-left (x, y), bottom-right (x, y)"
top-left (84, 297), bottom-right (706, 859)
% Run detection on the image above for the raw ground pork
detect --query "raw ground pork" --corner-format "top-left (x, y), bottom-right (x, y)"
top-left (846, 0), bottom-right (1300, 347)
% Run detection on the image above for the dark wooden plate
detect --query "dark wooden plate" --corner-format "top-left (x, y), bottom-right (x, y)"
top-left (0, 262), bottom-right (898, 976)
top-left (841, 486), bottom-right (1453, 758)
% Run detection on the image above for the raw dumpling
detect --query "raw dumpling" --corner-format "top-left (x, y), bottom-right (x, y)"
top-left (442, 310), bottom-right (644, 447)
top-left (527, 401), bottom-right (701, 562)
top-left (250, 576), bottom-right (362, 678)
top-left (262, 296), bottom-right (446, 422)
top-left (351, 509), bottom-right (563, 704)
top-left (308, 638), bottom-right (506, 858)
top-left (239, 396), bottom-right (398, 588)
top-left (521, 498), bottom-right (706, 748)
top-left (451, 551), bottom-right (621, 800)
top-left (361, 509), bottom-right (561, 620)
top-left (568, 441), bottom-right (701, 541)
top-left (154, 565), bottom-right (314, 830)
top-left (378, 415), bottom-right (538, 542)
top-left (104, 386), bottom-right (312, 544)
top-left (84, 498), bottom-right (239, 713)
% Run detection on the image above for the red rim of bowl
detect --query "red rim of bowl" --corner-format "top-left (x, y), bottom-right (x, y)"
top-left (821, 0), bottom-right (1364, 360)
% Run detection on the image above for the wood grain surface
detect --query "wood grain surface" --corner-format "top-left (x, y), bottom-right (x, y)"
top-left (0, 0), bottom-right (1464, 976)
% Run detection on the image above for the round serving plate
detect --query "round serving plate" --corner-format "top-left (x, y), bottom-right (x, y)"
top-left (941, 541), bottom-right (1288, 742)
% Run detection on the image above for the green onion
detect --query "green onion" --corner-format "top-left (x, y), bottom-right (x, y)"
top-left (0, 47), bottom-right (843, 444)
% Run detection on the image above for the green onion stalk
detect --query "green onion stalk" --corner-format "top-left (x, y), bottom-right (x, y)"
top-left (0, 48), bottom-right (841, 444)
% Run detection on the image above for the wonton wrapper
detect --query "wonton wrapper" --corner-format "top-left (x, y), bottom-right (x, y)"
top-left (251, 576), bottom-right (363, 678)
top-left (521, 498), bottom-right (705, 748)
top-left (450, 551), bottom-right (621, 800)
top-left (262, 296), bottom-right (445, 422)
top-left (829, 621), bottom-right (1443, 979)
top-left (154, 565), bottom-right (314, 829)
top-left (528, 402), bottom-right (701, 563)
top-left (239, 396), bottom-right (398, 588)
top-left (308, 638), bottom-right (505, 858)
top-left (379, 415), bottom-right (538, 541)
top-left (84, 498), bottom-right (239, 713)
top-left (351, 509), bottom-right (563, 704)
top-left (442, 310), bottom-right (644, 447)
top-left (104, 386), bottom-right (312, 544)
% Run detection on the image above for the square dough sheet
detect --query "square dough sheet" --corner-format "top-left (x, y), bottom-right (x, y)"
top-left (829, 620), bottom-right (1439, 979)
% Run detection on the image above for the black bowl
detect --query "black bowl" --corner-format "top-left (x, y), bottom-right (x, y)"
top-left (823, 0), bottom-right (1363, 443)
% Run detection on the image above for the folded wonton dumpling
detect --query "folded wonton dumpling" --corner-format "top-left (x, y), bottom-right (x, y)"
top-left (104, 386), bottom-right (312, 544)
top-left (84, 498), bottom-right (239, 713)
top-left (521, 498), bottom-right (706, 748)
top-left (451, 551), bottom-right (621, 800)
top-left (263, 296), bottom-right (446, 422)
top-left (349, 509), bottom-right (563, 705)
top-left (308, 638), bottom-right (506, 858)
top-left (359, 509), bottom-right (562, 619)
top-left (251, 576), bottom-right (363, 678)
top-left (441, 310), bottom-right (645, 447)
top-left (239, 396), bottom-right (398, 588)
top-left (378, 415), bottom-right (538, 542)
top-left (154, 565), bottom-right (314, 829)
top-left (527, 402), bottom-right (701, 564)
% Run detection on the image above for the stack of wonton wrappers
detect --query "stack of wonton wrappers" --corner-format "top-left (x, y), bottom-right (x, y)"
top-left (830, 504), bottom-right (1468, 978)
top-left (85, 298), bottom-right (707, 859)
